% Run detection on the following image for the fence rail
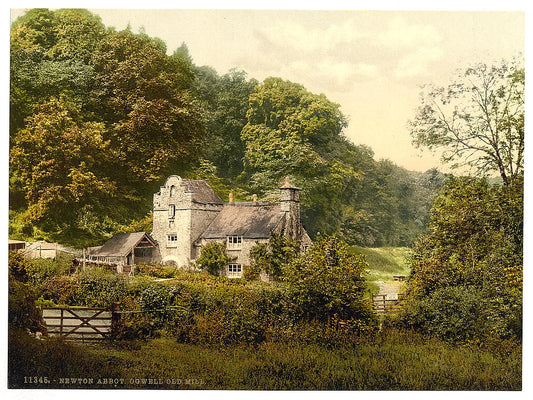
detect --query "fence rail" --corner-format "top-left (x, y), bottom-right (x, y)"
top-left (372, 293), bottom-right (406, 314)
top-left (41, 307), bottom-right (115, 341)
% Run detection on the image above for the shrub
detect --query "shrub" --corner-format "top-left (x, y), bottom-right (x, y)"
top-left (283, 235), bottom-right (375, 324)
top-left (136, 263), bottom-right (176, 278)
top-left (40, 275), bottom-right (80, 305)
top-left (9, 279), bottom-right (43, 332)
top-left (75, 268), bottom-right (128, 307)
top-left (196, 241), bottom-right (235, 276)
top-left (8, 251), bottom-right (30, 282)
top-left (248, 235), bottom-right (300, 281)
top-left (26, 256), bottom-right (74, 284)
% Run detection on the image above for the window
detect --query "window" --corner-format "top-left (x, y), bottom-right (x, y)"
top-left (170, 185), bottom-right (176, 197)
top-left (167, 234), bottom-right (178, 247)
top-left (168, 204), bottom-right (175, 219)
top-left (227, 263), bottom-right (242, 278)
top-left (227, 236), bottom-right (243, 249)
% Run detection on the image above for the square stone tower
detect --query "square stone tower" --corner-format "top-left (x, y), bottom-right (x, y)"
top-left (151, 175), bottom-right (224, 266)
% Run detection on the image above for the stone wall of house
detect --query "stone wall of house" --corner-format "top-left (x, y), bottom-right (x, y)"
top-left (152, 175), bottom-right (222, 267)
top-left (194, 237), bottom-right (270, 278)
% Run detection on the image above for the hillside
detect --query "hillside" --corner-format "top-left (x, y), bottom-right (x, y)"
top-left (350, 246), bottom-right (412, 282)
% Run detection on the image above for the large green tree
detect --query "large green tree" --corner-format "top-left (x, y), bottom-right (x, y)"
top-left (409, 58), bottom-right (524, 185)
top-left (401, 176), bottom-right (522, 341)
top-left (10, 97), bottom-right (120, 243)
top-left (90, 29), bottom-right (205, 186)
top-left (193, 67), bottom-right (257, 179)
top-left (10, 8), bottom-right (106, 134)
top-left (10, 9), bottom-right (208, 245)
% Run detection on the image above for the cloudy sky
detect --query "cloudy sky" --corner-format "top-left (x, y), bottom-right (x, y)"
top-left (10, 4), bottom-right (525, 172)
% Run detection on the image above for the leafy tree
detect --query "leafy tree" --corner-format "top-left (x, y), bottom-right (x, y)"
top-left (10, 8), bottom-right (106, 134)
top-left (90, 29), bottom-right (205, 187)
top-left (196, 242), bottom-right (236, 276)
top-left (409, 58), bottom-right (524, 185)
top-left (283, 236), bottom-right (373, 322)
top-left (193, 67), bottom-right (257, 179)
top-left (401, 176), bottom-right (523, 341)
top-left (9, 97), bottom-right (119, 244)
top-left (10, 8), bottom-right (106, 62)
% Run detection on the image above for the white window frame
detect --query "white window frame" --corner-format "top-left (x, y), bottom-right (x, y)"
top-left (227, 236), bottom-right (243, 249)
top-left (167, 233), bottom-right (178, 247)
top-left (227, 263), bottom-right (242, 278)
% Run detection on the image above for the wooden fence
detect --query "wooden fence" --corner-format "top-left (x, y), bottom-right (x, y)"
top-left (41, 307), bottom-right (116, 342)
top-left (372, 293), bottom-right (406, 314)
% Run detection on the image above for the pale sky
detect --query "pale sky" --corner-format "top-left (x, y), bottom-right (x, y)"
top-left (9, 4), bottom-right (525, 172)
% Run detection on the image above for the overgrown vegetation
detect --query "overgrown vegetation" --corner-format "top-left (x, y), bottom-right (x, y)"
top-left (396, 176), bottom-right (523, 342)
top-left (8, 238), bottom-right (377, 345)
top-left (8, 230), bottom-right (522, 389)
top-left (246, 235), bottom-right (300, 280)
top-left (8, 327), bottom-right (521, 390)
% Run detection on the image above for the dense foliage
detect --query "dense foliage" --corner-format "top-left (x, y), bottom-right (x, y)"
top-left (195, 241), bottom-right (236, 276)
top-left (398, 176), bottom-right (523, 342)
top-left (246, 235), bottom-right (300, 281)
top-left (283, 236), bottom-right (373, 322)
top-left (10, 8), bottom-right (446, 248)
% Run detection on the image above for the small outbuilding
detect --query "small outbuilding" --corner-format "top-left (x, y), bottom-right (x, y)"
top-left (85, 232), bottom-right (159, 274)
top-left (8, 240), bottom-right (26, 253)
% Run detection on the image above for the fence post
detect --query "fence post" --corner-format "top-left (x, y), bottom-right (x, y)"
top-left (110, 303), bottom-right (121, 339)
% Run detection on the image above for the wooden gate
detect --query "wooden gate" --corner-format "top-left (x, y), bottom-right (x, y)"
top-left (41, 307), bottom-right (115, 341)
top-left (372, 293), bottom-right (406, 314)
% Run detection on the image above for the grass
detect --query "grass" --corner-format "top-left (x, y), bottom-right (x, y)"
top-left (351, 246), bottom-right (412, 282)
top-left (9, 328), bottom-right (521, 390)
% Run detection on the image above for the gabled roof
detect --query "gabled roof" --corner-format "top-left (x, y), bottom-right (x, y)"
top-left (182, 179), bottom-right (223, 205)
top-left (90, 232), bottom-right (157, 257)
top-left (200, 203), bottom-right (283, 239)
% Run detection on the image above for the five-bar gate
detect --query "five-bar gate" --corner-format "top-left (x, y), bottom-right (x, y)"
top-left (41, 307), bottom-right (114, 341)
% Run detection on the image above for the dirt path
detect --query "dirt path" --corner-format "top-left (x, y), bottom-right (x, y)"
top-left (374, 281), bottom-right (400, 300)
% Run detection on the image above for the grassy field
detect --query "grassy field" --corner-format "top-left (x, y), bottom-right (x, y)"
top-left (9, 328), bottom-right (521, 390)
top-left (351, 246), bottom-right (412, 282)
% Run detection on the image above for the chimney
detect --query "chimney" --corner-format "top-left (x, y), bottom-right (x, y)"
top-left (279, 177), bottom-right (301, 238)
top-left (229, 192), bottom-right (234, 203)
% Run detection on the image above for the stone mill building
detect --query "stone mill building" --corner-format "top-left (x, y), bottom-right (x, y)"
top-left (151, 175), bottom-right (312, 278)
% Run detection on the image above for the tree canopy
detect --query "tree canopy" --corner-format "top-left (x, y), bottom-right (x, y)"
top-left (409, 58), bottom-right (524, 185)
top-left (10, 8), bottom-right (448, 248)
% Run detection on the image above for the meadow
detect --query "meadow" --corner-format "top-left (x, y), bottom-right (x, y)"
top-left (8, 326), bottom-right (521, 390)
top-left (350, 246), bottom-right (412, 282)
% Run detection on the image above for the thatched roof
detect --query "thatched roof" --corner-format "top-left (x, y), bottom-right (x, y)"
top-left (89, 232), bottom-right (157, 257)
top-left (200, 203), bottom-right (283, 239)
top-left (182, 179), bottom-right (223, 204)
